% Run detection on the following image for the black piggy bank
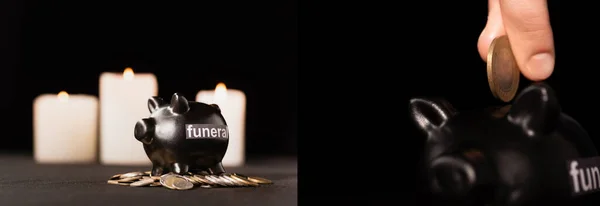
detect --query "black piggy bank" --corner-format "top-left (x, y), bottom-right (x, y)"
top-left (410, 83), bottom-right (598, 206)
top-left (134, 93), bottom-right (229, 176)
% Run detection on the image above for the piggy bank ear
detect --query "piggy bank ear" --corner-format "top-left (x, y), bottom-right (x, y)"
top-left (170, 93), bottom-right (190, 114)
top-left (409, 98), bottom-right (456, 133)
top-left (508, 83), bottom-right (560, 137)
top-left (210, 104), bottom-right (221, 113)
top-left (148, 96), bottom-right (165, 113)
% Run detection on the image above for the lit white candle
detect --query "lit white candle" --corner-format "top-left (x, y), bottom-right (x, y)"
top-left (196, 83), bottom-right (247, 167)
top-left (100, 67), bottom-right (158, 165)
top-left (33, 91), bottom-right (98, 164)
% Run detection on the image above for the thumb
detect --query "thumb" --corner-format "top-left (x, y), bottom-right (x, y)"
top-left (500, 0), bottom-right (554, 81)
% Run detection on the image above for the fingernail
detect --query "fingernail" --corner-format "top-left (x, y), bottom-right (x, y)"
top-left (526, 53), bottom-right (555, 80)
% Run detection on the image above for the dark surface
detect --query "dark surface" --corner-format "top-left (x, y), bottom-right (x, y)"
top-left (0, 155), bottom-right (297, 206)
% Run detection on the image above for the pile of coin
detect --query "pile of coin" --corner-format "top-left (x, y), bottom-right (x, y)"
top-left (487, 35), bottom-right (521, 102)
top-left (107, 171), bottom-right (273, 190)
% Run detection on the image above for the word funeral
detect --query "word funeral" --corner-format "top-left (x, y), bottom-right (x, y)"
top-left (568, 157), bottom-right (600, 195)
top-left (186, 124), bottom-right (229, 139)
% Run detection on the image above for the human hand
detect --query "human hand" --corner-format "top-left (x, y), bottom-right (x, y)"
top-left (477, 0), bottom-right (554, 81)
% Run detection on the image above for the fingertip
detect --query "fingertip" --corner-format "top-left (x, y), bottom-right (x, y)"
top-left (522, 52), bottom-right (554, 81)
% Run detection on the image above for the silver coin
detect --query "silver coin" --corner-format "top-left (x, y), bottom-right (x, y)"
top-left (217, 175), bottom-right (236, 186)
top-left (201, 175), bottom-right (220, 186)
top-left (120, 171), bottom-right (145, 179)
top-left (162, 174), bottom-right (194, 190)
top-left (206, 175), bottom-right (227, 186)
top-left (160, 174), bottom-right (177, 189)
top-left (172, 178), bottom-right (194, 190)
top-left (200, 184), bottom-right (212, 189)
top-left (223, 175), bottom-right (245, 187)
top-left (130, 178), bottom-right (156, 187)
top-left (212, 175), bottom-right (230, 186)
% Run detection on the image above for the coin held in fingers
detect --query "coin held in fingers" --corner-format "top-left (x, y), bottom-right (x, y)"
top-left (487, 35), bottom-right (520, 102)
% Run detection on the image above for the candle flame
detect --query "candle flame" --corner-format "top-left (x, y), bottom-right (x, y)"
top-left (214, 82), bottom-right (227, 103)
top-left (123, 67), bottom-right (135, 80)
top-left (57, 91), bottom-right (69, 103)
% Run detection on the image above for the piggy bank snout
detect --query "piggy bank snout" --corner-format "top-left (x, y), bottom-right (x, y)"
top-left (430, 156), bottom-right (476, 197)
top-left (135, 118), bottom-right (156, 144)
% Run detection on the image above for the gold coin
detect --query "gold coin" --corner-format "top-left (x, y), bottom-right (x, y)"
top-left (232, 173), bottom-right (250, 180)
top-left (150, 182), bottom-right (162, 187)
top-left (487, 35), bottom-right (520, 102)
top-left (182, 175), bottom-right (199, 185)
top-left (230, 174), bottom-right (255, 186)
top-left (229, 174), bottom-right (258, 187)
top-left (191, 176), bottom-right (206, 185)
top-left (193, 175), bottom-right (212, 185)
top-left (247, 176), bottom-right (273, 184)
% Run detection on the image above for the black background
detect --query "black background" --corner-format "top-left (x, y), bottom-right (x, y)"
top-left (0, 0), bottom-right (297, 156)
top-left (300, 0), bottom-right (600, 204)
